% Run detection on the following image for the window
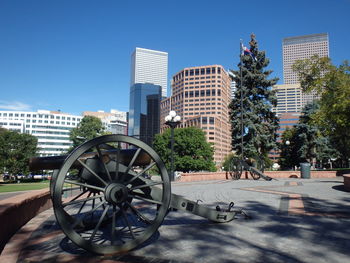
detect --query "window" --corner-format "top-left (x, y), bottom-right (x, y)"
top-left (195, 69), bottom-right (199, 75)
top-left (201, 68), bottom-right (205, 75)
top-left (206, 68), bottom-right (211, 74)
top-left (212, 89), bottom-right (216, 96)
top-left (209, 117), bottom-right (215, 124)
top-left (206, 89), bottom-right (211, 96)
top-left (212, 67), bottom-right (216, 74)
top-left (195, 91), bottom-right (199, 97)
top-left (190, 69), bottom-right (194, 76)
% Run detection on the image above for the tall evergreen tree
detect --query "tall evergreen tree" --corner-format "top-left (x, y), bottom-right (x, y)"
top-left (229, 34), bottom-right (279, 162)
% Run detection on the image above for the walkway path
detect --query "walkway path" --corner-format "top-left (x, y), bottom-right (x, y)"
top-left (1, 178), bottom-right (349, 263)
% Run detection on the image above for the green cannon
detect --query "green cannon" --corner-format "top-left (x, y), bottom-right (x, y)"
top-left (29, 134), bottom-right (247, 255)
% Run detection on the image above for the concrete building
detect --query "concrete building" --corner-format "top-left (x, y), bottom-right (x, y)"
top-left (274, 33), bottom-right (329, 116)
top-left (83, 109), bottom-right (128, 135)
top-left (160, 65), bottom-right (232, 166)
top-left (129, 83), bottom-right (162, 146)
top-left (283, 33), bottom-right (329, 85)
top-left (270, 33), bottom-right (329, 162)
top-left (130, 47), bottom-right (168, 97)
top-left (0, 110), bottom-right (82, 156)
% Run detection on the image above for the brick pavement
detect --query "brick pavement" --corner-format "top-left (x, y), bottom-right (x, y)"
top-left (1, 178), bottom-right (349, 263)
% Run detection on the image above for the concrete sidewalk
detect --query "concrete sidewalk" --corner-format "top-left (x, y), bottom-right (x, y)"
top-left (1, 178), bottom-right (349, 263)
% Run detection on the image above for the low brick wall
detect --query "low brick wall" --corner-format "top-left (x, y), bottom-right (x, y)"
top-left (344, 174), bottom-right (350, 191)
top-left (179, 172), bottom-right (228, 182)
top-left (0, 189), bottom-right (52, 254)
top-left (179, 170), bottom-right (337, 182)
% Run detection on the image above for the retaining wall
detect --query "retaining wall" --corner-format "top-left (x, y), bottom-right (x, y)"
top-left (179, 170), bottom-right (337, 182)
top-left (0, 189), bottom-right (52, 254)
top-left (344, 174), bottom-right (350, 191)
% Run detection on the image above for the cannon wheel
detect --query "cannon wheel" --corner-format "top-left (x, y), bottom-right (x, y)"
top-left (249, 157), bottom-right (264, 180)
top-left (52, 135), bottom-right (171, 255)
top-left (228, 158), bottom-right (242, 180)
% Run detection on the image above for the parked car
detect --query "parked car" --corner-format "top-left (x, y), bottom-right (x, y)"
top-left (28, 174), bottom-right (48, 180)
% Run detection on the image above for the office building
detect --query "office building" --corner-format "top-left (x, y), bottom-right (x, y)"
top-left (0, 110), bottom-right (82, 156)
top-left (160, 65), bottom-right (231, 166)
top-left (270, 33), bottom-right (329, 161)
top-left (129, 83), bottom-right (162, 146)
top-left (83, 109), bottom-right (128, 135)
top-left (130, 47), bottom-right (168, 97)
top-left (283, 33), bottom-right (329, 84)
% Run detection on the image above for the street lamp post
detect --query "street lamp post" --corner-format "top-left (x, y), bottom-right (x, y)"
top-left (165, 110), bottom-right (181, 181)
top-left (285, 140), bottom-right (291, 170)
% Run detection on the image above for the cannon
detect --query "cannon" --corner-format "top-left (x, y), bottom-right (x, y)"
top-left (228, 156), bottom-right (273, 181)
top-left (29, 134), bottom-right (247, 255)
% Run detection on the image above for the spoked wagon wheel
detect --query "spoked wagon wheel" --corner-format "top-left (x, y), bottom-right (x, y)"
top-left (52, 134), bottom-right (171, 255)
top-left (228, 158), bottom-right (242, 180)
top-left (249, 157), bottom-right (264, 180)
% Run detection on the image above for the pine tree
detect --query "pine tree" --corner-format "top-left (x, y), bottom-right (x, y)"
top-left (229, 34), bottom-right (279, 162)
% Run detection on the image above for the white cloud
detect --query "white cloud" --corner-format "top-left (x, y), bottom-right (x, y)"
top-left (0, 101), bottom-right (32, 111)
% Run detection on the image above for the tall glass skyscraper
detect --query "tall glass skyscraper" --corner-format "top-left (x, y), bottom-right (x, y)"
top-left (130, 47), bottom-right (168, 97)
top-left (128, 83), bottom-right (161, 146)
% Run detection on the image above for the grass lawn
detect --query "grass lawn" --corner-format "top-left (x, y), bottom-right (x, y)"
top-left (0, 181), bottom-right (50, 193)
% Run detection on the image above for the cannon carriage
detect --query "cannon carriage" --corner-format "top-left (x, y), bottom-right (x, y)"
top-left (30, 134), bottom-right (246, 255)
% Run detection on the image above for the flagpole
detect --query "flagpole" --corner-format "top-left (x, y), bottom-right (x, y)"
top-left (240, 39), bottom-right (244, 161)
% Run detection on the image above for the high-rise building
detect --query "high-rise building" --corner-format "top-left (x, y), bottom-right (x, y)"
top-left (129, 83), bottom-right (162, 146)
top-left (160, 65), bottom-right (231, 166)
top-left (274, 33), bottom-right (329, 114)
top-left (283, 33), bottom-right (329, 84)
top-left (0, 110), bottom-right (82, 156)
top-left (130, 47), bottom-right (168, 97)
top-left (270, 33), bottom-right (329, 162)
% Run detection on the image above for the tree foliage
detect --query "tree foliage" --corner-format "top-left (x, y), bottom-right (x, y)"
top-left (153, 127), bottom-right (216, 172)
top-left (279, 102), bottom-right (338, 169)
top-left (0, 128), bottom-right (38, 175)
top-left (229, 34), bottom-right (279, 163)
top-left (293, 55), bottom-right (350, 164)
top-left (69, 116), bottom-right (106, 149)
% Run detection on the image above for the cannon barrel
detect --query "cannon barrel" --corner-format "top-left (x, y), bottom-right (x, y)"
top-left (29, 148), bottom-right (151, 171)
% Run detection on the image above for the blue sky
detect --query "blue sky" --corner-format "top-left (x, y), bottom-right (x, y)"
top-left (0, 0), bottom-right (349, 115)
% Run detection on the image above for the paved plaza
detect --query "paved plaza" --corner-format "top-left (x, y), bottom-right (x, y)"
top-left (1, 177), bottom-right (350, 263)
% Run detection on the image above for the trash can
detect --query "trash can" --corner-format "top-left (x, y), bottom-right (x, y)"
top-left (300, 162), bottom-right (311, 179)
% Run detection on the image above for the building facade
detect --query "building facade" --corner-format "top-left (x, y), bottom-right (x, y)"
top-left (283, 33), bottom-right (329, 85)
top-left (83, 109), bottom-right (128, 135)
top-left (160, 65), bottom-right (232, 166)
top-left (129, 83), bottom-right (162, 146)
top-left (130, 47), bottom-right (168, 97)
top-left (270, 33), bottom-right (329, 162)
top-left (0, 110), bottom-right (82, 156)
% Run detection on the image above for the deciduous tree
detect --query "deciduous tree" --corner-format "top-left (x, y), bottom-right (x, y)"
top-left (153, 127), bottom-right (216, 172)
top-left (293, 55), bottom-right (350, 165)
top-left (0, 129), bottom-right (38, 175)
top-left (69, 116), bottom-right (106, 149)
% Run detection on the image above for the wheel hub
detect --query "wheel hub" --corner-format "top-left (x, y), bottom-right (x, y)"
top-left (105, 183), bottom-right (129, 204)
